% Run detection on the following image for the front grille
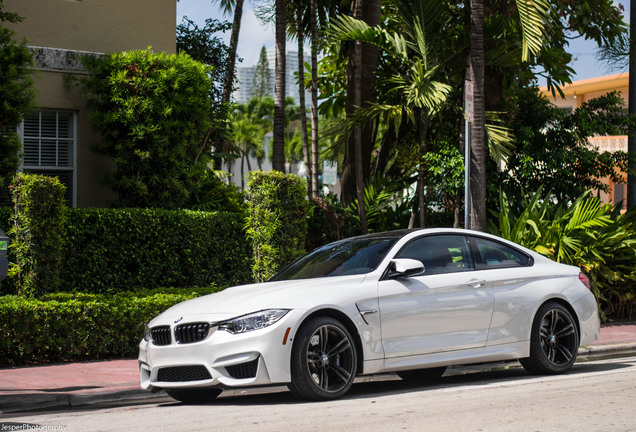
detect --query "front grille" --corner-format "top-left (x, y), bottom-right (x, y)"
top-left (226, 358), bottom-right (259, 379)
top-left (151, 326), bottom-right (171, 346)
top-left (175, 322), bottom-right (210, 344)
top-left (157, 365), bottom-right (212, 382)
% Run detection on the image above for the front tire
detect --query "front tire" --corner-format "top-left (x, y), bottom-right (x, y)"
top-left (165, 388), bottom-right (222, 404)
top-left (520, 302), bottom-right (579, 375)
top-left (288, 316), bottom-right (357, 401)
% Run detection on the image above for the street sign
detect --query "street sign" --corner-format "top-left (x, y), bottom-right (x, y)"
top-left (465, 80), bottom-right (474, 122)
top-left (323, 161), bottom-right (338, 186)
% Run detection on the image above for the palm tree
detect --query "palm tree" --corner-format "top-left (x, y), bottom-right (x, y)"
top-left (468, 0), bottom-right (550, 231)
top-left (287, 0), bottom-right (338, 196)
top-left (294, 0), bottom-right (313, 195)
top-left (272, 0), bottom-right (287, 172)
top-left (340, 0), bottom-right (381, 208)
top-left (228, 98), bottom-right (274, 186)
top-left (467, 0), bottom-right (486, 231)
top-left (214, 0), bottom-right (245, 105)
top-left (309, 0), bottom-right (320, 197)
top-left (208, 0), bottom-right (245, 170)
top-left (329, 0), bottom-right (453, 228)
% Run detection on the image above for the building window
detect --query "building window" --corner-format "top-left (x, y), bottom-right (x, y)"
top-left (20, 110), bottom-right (76, 206)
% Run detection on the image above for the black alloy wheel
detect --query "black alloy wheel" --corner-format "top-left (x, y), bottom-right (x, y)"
top-left (520, 301), bottom-right (579, 375)
top-left (289, 316), bottom-right (358, 401)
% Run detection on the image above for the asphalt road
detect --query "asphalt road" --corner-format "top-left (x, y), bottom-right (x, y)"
top-left (3, 357), bottom-right (636, 432)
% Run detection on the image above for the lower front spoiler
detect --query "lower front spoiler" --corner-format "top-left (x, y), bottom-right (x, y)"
top-left (140, 353), bottom-right (278, 391)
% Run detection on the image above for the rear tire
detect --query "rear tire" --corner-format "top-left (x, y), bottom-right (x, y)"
top-left (397, 366), bottom-right (447, 382)
top-left (288, 316), bottom-right (357, 401)
top-left (165, 388), bottom-right (222, 404)
top-left (520, 302), bottom-right (579, 375)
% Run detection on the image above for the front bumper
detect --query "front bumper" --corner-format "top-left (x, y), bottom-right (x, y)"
top-left (138, 312), bottom-right (298, 391)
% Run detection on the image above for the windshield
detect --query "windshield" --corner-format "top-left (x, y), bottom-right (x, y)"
top-left (270, 236), bottom-right (399, 281)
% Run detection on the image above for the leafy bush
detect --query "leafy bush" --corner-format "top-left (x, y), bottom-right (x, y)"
top-left (489, 88), bottom-right (634, 211)
top-left (78, 49), bottom-right (214, 209)
top-left (0, 286), bottom-right (221, 366)
top-left (9, 173), bottom-right (66, 298)
top-left (60, 208), bottom-right (252, 292)
top-left (490, 189), bottom-right (636, 321)
top-left (246, 171), bottom-right (309, 282)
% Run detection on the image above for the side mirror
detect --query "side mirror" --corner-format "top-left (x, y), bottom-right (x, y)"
top-left (387, 258), bottom-right (424, 279)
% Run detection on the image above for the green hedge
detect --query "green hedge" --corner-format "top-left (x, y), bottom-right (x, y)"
top-left (0, 286), bottom-right (221, 366)
top-left (10, 173), bottom-right (66, 297)
top-left (60, 208), bottom-right (252, 293)
top-left (2, 206), bottom-right (251, 294)
top-left (246, 171), bottom-right (309, 282)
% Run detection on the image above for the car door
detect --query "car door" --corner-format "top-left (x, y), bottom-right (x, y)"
top-left (466, 235), bottom-right (537, 346)
top-left (378, 234), bottom-right (495, 358)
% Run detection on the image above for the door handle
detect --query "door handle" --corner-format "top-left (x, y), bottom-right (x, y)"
top-left (466, 279), bottom-right (486, 288)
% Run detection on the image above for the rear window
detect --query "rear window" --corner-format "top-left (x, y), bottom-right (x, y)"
top-left (471, 237), bottom-right (531, 269)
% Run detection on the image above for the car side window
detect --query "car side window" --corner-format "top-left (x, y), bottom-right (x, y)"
top-left (470, 237), bottom-right (531, 269)
top-left (396, 235), bottom-right (474, 275)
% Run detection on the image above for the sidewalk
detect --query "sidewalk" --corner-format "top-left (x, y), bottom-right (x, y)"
top-left (1, 323), bottom-right (635, 415)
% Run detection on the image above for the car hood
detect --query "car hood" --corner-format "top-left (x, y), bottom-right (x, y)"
top-left (150, 275), bottom-right (368, 325)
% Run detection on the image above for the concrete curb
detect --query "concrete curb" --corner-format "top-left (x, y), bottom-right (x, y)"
top-left (577, 343), bottom-right (636, 362)
top-left (0, 387), bottom-right (167, 415)
top-left (2, 345), bottom-right (635, 415)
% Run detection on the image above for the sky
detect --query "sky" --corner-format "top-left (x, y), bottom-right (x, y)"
top-left (176, 0), bottom-right (631, 81)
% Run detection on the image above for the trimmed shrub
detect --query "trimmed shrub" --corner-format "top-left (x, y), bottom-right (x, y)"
top-left (246, 171), bottom-right (309, 282)
top-left (78, 49), bottom-right (214, 209)
top-left (10, 173), bottom-right (66, 297)
top-left (60, 208), bottom-right (252, 292)
top-left (0, 286), bottom-right (221, 366)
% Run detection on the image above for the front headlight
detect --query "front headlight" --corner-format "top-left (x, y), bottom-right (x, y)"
top-left (143, 324), bottom-right (151, 342)
top-left (219, 309), bottom-right (290, 334)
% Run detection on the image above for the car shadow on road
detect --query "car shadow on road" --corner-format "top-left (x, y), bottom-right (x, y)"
top-left (159, 359), bottom-right (634, 408)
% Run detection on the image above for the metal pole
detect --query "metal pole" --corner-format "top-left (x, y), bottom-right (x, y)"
top-left (464, 119), bottom-right (471, 229)
top-left (628, 0), bottom-right (636, 208)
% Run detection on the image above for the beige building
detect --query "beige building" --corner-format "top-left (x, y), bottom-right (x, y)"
top-left (4, 0), bottom-right (176, 207)
top-left (541, 73), bottom-right (629, 209)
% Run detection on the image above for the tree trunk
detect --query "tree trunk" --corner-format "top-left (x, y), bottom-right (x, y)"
top-left (211, 0), bottom-right (244, 170)
top-left (272, 0), bottom-right (287, 172)
top-left (296, 0), bottom-right (312, 195)
top-left (241, 155), bottom-right (246, 189)
top-left (468, 0), bottom-right (487, 232)
top-left (352, 0), bottom-right (368, 234)
top-left (341, 0), bottom-right (381, 205)
top-left (417, 111), bottom-right (428, 228)
top-left (310, 0), bottom-right (320, 197)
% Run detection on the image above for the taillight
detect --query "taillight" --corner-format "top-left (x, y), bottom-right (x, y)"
top-left (579, 272), bottom-right (591, 290)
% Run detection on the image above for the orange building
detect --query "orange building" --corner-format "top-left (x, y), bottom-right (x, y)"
top-left (541, 73), bottom-right (629, 209)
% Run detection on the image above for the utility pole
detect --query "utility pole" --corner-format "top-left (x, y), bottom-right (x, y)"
top-left (464, 81), bottom-right (474, 229)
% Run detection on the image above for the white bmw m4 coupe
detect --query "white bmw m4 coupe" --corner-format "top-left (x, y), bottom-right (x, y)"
top-left (139, 228), bottom-right (600, 402)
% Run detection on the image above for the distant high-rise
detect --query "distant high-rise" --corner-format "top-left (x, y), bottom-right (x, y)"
top-left (233, 49), bottom-right (309, 105)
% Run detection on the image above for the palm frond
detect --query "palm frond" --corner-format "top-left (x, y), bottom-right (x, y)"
top-left (516, 0), bottom-right (550, 62)
top-left (485, 112), bottom-right (514, 163)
